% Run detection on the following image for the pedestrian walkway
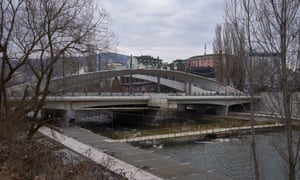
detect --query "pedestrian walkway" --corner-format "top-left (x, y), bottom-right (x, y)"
top-left (39, 126), bottom-right (229, 180)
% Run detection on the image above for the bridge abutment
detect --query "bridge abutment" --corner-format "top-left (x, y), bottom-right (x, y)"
top-left (41, 108), bottom-right (74, 127)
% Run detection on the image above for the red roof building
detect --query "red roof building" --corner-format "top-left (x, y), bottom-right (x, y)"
top-left (187, 54), bottom-right (225, 68)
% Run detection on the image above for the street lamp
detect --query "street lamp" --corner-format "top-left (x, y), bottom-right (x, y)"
top-left (98, 54), bottom-right (101, 95)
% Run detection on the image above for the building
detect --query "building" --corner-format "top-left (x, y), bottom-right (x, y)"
top-left (188, 54), bottom-right (217, 68)
top-left (133, 55), bottom-right (162, 69)
top-left (168, 59), bottom-right (187, 72)
top-left (186, 54), bottom-right (245, 90)
top-left (187, 54), bottom-right (219, 78)
top-left (97, 52), bottom-right (130, 71)
top-left (122, 55), bottom-right (163, 93)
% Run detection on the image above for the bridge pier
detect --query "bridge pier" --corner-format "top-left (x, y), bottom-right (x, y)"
top-left (129, 74), bottom-right (133, 95)
top-left (177, 104), bottom-right (186, 112)
top-left (157, 76), bottom-right (161, 93)
top-left (185, 82), bottom-right (192, 95)
top-left (216, 105), bottom-right (229, 116)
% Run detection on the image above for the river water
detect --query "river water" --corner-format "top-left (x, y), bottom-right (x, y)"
top-left (150, 132), bottom-right (289, 180)
top-left (75, 110), bottom-right (299, 180)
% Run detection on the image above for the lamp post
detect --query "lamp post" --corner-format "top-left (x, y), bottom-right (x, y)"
top-left (62, 52), bottom-right (65, 77)
top-left (98, 54), bottom-right (101, 95)
top-left (129, 55), bottom-right (133, 95)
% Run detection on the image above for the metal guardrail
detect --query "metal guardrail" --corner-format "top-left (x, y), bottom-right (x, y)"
top-left (52, 91), bottom-right (250, 97)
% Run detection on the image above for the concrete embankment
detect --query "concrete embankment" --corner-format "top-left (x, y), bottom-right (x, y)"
top-left (39, 126), bottom-right (161, 180)
top-left (106, 123), bottom-right (284, 143)
top-left (39, 126), bottom-right (229, 180)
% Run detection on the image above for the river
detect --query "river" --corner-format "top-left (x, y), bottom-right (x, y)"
top-left (75, 110), bottom-right (299, 180)
top-left (149, 132), bottom-right (289, 180)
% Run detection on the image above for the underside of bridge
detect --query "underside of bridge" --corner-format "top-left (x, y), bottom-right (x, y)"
top-left (177, 102), bottom-right (252, 116)
top-left (40, 101), bottom-right (252, 128)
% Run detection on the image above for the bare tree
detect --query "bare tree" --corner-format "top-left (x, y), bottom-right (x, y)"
top-left (253, 1), bottom-right (299, 180)
top-left (0, 0), bottom-right (114, 140)
top-left (213, 23), bottom-right (245, 89)
top-left (213, 24), bottom-right (225, 84)
top-left (222, 0), bottom-right (300, 179)
top-left (222, 1), bottom-right (261, 179)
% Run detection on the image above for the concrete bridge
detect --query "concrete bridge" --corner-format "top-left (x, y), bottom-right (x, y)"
top-left (8, 69), bottom-right (259, 125)
top-left (21, 93), bottom-right (258, 126)
top-left (48, 69), bottom-right (242, 95)
top-left (8, 69), bottom-right (243, 96)
top-left (38, 94), bottom-right (258, 110)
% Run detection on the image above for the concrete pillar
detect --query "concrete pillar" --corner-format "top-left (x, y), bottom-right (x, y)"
top-left (129, 74), bottom-right (133, 95)
top-left (185, 82), bottom-right (191, 95)
top-left (61, 110), bottom-right (72, 127)
top-left (98, 80), bottom-right (101, 96)
top-left (177, 104), bottom-right (186, 112)
top-left (129, 55), bottom-right (133, 95)
top-left (216, 105), bottom-right (229, 116)
top-left (157, 76), bottom-right (161, 93)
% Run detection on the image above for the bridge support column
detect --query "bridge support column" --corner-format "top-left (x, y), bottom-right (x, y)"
top-left (157, 76), bottom-right (161, 93)
top-left (177, 104), bottom-right (186, 112)
top-left (216, 105), bottom-right (229, 116)
top-left (185, 82), bottom-right (191, 95)
top-left (98, 80), bottom-right (101, 96)
top-left (129, 74), bottom-right (133, 95)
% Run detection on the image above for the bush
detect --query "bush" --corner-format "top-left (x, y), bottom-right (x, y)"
top-left (0, 137), bottom-right (125, 180)
top-left (0, 114), bottom-right (124, 180)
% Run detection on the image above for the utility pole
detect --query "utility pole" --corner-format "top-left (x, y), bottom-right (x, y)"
top-left (98, 54), bottom-right (101, 95)
top-left (297, 29), bottom-right (300, 71)
top-left (62, 52), bottom-right (65, 95)
top-left (129, 55), bottom-right (133, 95)
top-left (62, 52), bottom-right (65, 77)
top-left (157, 56), bottom-right (161, 93)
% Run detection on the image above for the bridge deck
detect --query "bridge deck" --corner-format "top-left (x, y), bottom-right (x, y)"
top-left (40, 126), bottom-right (228, 180)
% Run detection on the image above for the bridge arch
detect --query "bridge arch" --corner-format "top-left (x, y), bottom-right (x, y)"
top-left (49, 69), bottom-right (240, 94)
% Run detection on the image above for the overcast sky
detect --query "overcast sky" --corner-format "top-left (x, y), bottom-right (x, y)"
top-left (99, 0), bottom-right (224, 62)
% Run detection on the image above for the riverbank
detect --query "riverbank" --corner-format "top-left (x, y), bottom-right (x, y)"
top-left (0, 131), bottom-right (125, 180)
top-left (39, 126), bottom-right (229, 179)
top-left (82, 115), bottom-right (281, 140)
top-left (106, 123), bottom-right (284, 143)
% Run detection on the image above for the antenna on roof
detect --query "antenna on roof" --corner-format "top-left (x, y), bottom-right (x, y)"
top-left (204, 43), bottom-right (207, 56)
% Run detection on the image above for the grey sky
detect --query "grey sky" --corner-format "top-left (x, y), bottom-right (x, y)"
top-left (99, 0), bottom-right (224, 62)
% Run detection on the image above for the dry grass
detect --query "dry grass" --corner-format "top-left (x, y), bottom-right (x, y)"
top-left (0, 116), bottom-right (125, 180)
